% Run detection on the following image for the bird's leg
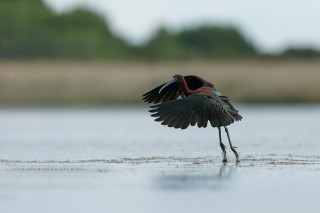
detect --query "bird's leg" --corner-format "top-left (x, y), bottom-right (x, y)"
top-left (218, 127), bottom-right (228, 163)
top-left (224, 127), bottom-right (240, 163)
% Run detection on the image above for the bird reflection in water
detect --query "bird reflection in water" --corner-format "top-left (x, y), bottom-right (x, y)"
top-left (154, 164), bottom-right (237, 191)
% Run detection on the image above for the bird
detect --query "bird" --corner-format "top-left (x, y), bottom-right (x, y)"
top-left (142, 74), bottom-right (242, 163)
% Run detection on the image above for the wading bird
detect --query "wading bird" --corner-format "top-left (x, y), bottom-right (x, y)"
top-left (142, 74), bottom-right (242, 162)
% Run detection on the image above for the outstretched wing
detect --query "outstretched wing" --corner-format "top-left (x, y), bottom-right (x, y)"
top-left (142, 81), bottom-right (181, 104)
top-left (149, 93), bottom-right (239, 129)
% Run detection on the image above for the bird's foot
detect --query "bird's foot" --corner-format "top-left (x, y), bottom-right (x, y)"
top-left (222, 154), bottom-right (228, 163)
top-left (236, 157), bottom-right (240, 163)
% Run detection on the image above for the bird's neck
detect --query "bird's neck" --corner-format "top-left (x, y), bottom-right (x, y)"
top-left (178, 76), bottom-right (198, 95)
top-left (178, 76), bottom-right (212, 96)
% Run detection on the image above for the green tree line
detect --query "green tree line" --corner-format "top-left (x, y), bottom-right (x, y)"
top-left (1, 0), bottom-right (320, 60)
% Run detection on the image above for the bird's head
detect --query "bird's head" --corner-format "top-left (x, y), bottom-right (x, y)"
top-left (172, 74), bottom-right (182, 79)
top-left (159, 74), bottom-right (182, 93)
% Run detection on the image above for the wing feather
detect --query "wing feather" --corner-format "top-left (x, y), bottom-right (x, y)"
top-left (142, 82), bottom-right (181, 104)
top-left (149, 93), bottom-right (239, 129)
top-left (179, 107), bottom-right (194, 129)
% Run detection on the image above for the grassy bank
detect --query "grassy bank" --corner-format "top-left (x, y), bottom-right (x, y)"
top-left (0, 60), bottom-right (319, 105)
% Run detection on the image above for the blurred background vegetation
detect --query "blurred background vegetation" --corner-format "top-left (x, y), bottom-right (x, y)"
top-left (2, 0), bottom-right (320, 60)
top-left (0, 0), bottom-right (320, 105)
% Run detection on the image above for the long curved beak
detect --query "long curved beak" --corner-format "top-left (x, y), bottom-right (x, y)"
top-left (159, 76), bottom-right (178, 94)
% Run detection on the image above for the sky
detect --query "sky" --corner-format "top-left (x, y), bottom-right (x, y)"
top-left (44, 0), bottom-right (320, 53)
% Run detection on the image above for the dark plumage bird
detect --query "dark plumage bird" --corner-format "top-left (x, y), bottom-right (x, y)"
top-left (142, 74), bottom-right (242, 162)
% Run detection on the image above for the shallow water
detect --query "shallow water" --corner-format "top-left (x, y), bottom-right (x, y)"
top-left (1, 105), bottom-right (320, 213)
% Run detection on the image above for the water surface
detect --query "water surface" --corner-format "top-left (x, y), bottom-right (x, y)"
top-left (0, 105), bottom-right (320, 213)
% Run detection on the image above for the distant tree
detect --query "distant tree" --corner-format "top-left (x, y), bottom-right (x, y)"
top-left (0, 0), bottom-right (129, 59)
top-left (176, 26), bottom-right (256, 58)
top-left (0, 0), bottom-right (53, 57)
top-left (138, 28), bottom-right (187, 60)
top-left (47, 9), bottom-right (129, 59)
top-left (3, 0), bottom-right (319, 61)
top-left (138, 25), bottom-right (257, 60)
top-left (280, 48), bottom-right (320, 59)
